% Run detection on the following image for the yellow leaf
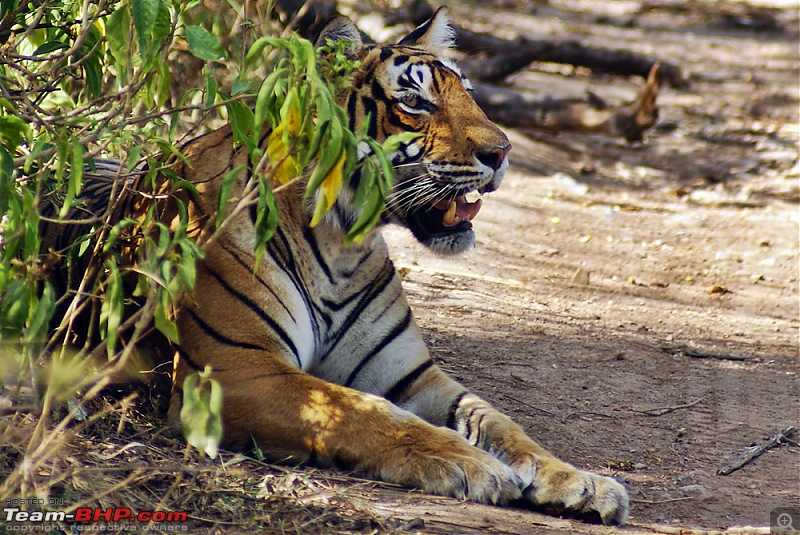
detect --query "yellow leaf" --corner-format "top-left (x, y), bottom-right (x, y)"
top-left (321, 151), bottom-right (346, 207)
top-left (275, 156), bottom-right (301, 185)
top-left (267, 124), bottom-right (287, 162)
top-left (267, 125), bottom-right (301, 184)
top-left (282, 88), bottom-right (301, 135)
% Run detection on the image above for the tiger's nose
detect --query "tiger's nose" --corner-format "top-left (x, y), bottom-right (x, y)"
top-left (477, 144), bottom-right (511, 171)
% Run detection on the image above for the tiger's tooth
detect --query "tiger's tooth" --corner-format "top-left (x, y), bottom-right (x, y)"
top-left (443, 200), bottom-right (457, 226)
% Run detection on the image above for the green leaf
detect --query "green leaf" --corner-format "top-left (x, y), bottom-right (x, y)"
top-left (305, 114), bottom-right (343, 198)
top-left (186, 25), bottom-right (225, 61)
top-left (345, 162), bottom-right (385, 244)
top-left (32, 41), bottom-right (68, 55)
top-left (216, 164), bottom-right (244, 228)
top-left (106, 5), bottom-right (131, 83)
top-left (181, 367), bottom-right (223, 458)
top-left (25, 282), bottom-right (55, 342)
top-left (254, 66), bottom-right (288, 131)
top-left (0, 146), bottom-right (14, 214)
top-left (151, 1), bottom-right (172, 55)
top-left (154, 297), bottom-right (179, 343)
top-left (225, 100), bottom-right (255, 152)
top-left (59, 139), bottom-right (84, 219)
top-left (253, 178), bottom-right (279, 272)
top-left (231, 77), bottom-right (250, 96)
top-left (0, 115), bottom-right (28, 152)
top-left (131, 0), bottom-right (160, 59)
top-left (244, 36), bottom-right (271, 68)
top-left (83, 55), bottom-right (103, 99)
top-left (126, 145), bottom-right (143, 171)
top-left (99, 261), bottom-right (124, 358)
top-left (0, 280), bottom-right (29, 333)
top-left (203, 67), bottom-right (217, 107)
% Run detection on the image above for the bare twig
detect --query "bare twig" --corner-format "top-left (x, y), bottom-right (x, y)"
top-left (718, 426), bottom-right (797, 475)
top-left (631, 496), bottom-right (695, 505)
top-left (631, 397), bottom-right (704, 417)
top-left (676, 349), bottom-right (750, 361)
top-left (502, 394), bottom-right (556, 417)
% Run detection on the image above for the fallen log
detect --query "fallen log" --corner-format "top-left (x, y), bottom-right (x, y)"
top-left (718, 426), bottom-right (797, 476)
top-left (456, 28), bottom-right (687, 89)
top-left (472, 64), bottom-right (661, 142)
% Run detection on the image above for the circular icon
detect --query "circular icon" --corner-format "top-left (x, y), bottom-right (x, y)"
top-left (777, 512), bottom-right (795, 530)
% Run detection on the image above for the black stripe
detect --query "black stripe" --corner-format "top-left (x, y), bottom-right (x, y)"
top-left (387, 108), bottom-right (418, 130)
top-left (175, 345), bottom-right (206, 371)
top-left (430, 68), bottom-right (442, 94)
top-left (340, 248), bottom-right (372, 278)
top-left (302, 226), bottom-right (334, 285)
top-left (360, 95), bottom-right (379, 139)
top-left (446, 391), bottom-right (468, 430)
top-left (385, 359), bottom-right (434, 403)
top-left (397, 74), bottom-right (419, 90)
top-left (319, 258), bottom-right (397, 361)
top-left (347, 93), bottom-right (358, 133)
top-left (269, 228), bottom-right (325, 343)
top-left (187, 309), bottom-right (265, 350)
top-left (392, 54), bottom-right (410, 66)
top-left (204, 265), bottom-right (301, 367)
top-left (344, 308), bottom-right (412, 387)
top-left (379, 47), bottom-right (394, 61)
top-left (220, 242), bottom-right (297, 323)
top-left (370, 77), bottom-right (388, 101)
top-left (398, 19), bottom-right (433, 46)
top-left (472, 412), bottom-right (486, 447)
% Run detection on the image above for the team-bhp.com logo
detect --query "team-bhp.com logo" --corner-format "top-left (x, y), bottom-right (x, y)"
top-left (4, 506), bottom-right (188, 531)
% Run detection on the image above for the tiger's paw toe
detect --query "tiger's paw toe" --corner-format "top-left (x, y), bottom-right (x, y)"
top-left (381, 445), bottom-right (523, 505)
top-left (524, 467), bottom-right (629, 525)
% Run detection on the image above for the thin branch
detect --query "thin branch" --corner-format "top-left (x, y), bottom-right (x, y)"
top-left (718, 426), bottom-right (797, 476)
top-left (631, 397), bottom-right (704, 417)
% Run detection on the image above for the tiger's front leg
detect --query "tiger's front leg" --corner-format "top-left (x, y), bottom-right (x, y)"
top-left (454, 393), bottom-right (629, 524)
top-left (397, 372), bottom-right (630, 525)
top-left (170, 350), bottom-right (523, 506)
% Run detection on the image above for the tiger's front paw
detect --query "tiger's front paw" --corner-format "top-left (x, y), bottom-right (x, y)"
top-left (522, 460), bottom-right (629, 525)
top-left (378, 430), bottom-right (523, 505)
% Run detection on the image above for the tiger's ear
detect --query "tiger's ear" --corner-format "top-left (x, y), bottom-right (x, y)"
top-left (314, 16), bottom-right (363, 57)
top-left (397, 6), bottom-right (456, 54)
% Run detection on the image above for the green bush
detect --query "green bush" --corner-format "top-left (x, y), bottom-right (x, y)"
top-left (0, 0), bottom-right (399, 461)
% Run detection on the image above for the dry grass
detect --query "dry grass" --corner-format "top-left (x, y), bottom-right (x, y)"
top-left (0, 383), bottom-right (402, 534)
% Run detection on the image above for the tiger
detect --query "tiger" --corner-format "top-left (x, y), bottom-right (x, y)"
top-left (43, 7), bottom-right (629, 525)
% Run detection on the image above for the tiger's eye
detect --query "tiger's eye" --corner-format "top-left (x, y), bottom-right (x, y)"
top-left (400, 94), bottom-right (421, 108)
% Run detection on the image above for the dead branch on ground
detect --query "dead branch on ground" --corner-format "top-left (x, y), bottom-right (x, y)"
top-left (630, 397), bottom-right (703, 417)
top-left (718, 426), bottom-right (797, 475)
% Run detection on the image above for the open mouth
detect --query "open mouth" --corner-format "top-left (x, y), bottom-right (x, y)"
top-left (406, 189), bottom-right (484, 239)
top-left (430, 194), bottom-right (483, 229)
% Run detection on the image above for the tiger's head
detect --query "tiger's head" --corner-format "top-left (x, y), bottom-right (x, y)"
top-left (315, 7), bottom-right (510, 255)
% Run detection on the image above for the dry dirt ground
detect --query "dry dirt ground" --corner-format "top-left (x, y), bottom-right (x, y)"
top-left (350, 1), bottom-right (799, 533)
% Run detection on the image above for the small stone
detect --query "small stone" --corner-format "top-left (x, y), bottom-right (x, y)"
top-left (571, 268), bottom-right (590, 285)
